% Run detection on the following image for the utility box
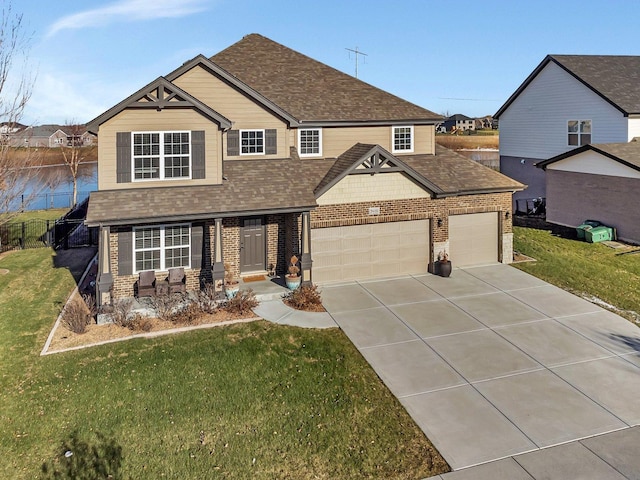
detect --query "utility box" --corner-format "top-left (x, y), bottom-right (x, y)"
top-left (576, 220), bottom-right (601, 240)
top-left (585, 226), bottom-right (613, 243)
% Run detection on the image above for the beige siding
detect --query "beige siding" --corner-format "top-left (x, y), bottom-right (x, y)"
top-left (314, 124), bottom-right (434, 158)
top-left (173, 65), bottom-right (289, 160)
top-left (98, 109), bottom-right (221, 190)
top-left (414, 124), bottom-right (435, 155)
top-left (317, 172), bottom-right (429, 205)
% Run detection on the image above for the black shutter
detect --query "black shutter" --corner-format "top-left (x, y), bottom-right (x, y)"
top-left (191, 224), bottom-right (203, 269)
top-left (191, 130), bottom-right (205, 179)
top-left (227, 129), bottom-right (239, 156)
top-left (265, 129), bottom-right (277, 155)
top-left (118, 229), bottom-right (133, 275)
top-left (116, 132), bottom-right (131, 183)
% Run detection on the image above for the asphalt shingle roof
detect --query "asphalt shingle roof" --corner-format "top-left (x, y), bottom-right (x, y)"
top-left (210, 34), bottom-right (441, 123)
top-left (87, 145), bottom-right (523, 225)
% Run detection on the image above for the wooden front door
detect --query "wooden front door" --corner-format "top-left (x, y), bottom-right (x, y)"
top-left (240, 217), bottom-right (265, 273)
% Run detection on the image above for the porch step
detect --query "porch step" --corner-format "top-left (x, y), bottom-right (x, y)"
top-left (238, 277), bottom-right (289, 303)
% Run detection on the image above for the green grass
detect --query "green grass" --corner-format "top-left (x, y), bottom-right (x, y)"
top-left (1, 209), bottom-right (68, 249)
top-left (8, 208), bottom-right (69, 223)
top-left (0, 248), bottom-right (448, 479)
top-left (513, 226), bottom-right (640, 317)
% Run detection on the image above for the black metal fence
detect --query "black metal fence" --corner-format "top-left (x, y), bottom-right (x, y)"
top-left (0, 218), bottom-right (98, 252)
top-left (13, 191), bottom-right (92, 212)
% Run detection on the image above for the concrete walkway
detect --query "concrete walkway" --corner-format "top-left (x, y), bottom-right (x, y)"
top-left (318, 265), bottom-right (640, 478)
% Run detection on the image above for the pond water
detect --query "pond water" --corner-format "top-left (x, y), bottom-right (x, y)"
top-left (14, 162), bottom-right (97, 211)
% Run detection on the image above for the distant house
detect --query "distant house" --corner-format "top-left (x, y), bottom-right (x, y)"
top-left (442, 114), bottom-right (475, 133)
top-left (475, 116), bottom-right (493, 130)
top-left (495, 54), bottom-right (640, 206)
top-left (537, 142), bottom-right (640, 244)
top-left (10, 124), bottom-right (95, 147)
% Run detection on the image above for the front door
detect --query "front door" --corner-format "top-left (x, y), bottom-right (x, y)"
top-left (240, 217), bottom-right (266, 273)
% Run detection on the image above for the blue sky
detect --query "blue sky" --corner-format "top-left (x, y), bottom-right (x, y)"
top-left (15, 0), bottom-right (640, 125)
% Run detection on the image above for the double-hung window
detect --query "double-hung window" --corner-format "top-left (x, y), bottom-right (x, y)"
top-left (567, 120), bottom-right (591, 146)
top-left (133, 131), bottom-right (191, 180)
top-left (134, 224), bottom-right (190, 272)
top-left (392, 126), bottom-right (414, 153)
top-left (240, 129), bottom-right (264, 155)
top-left (298, 128), bottom-right (322, 156)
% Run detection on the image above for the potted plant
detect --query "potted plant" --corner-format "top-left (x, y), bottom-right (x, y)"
top-left (285, 255), bottom-right (301, 290)
top-left (224, 263), bottom-right (240, 298)
top-left (437, 251), bottom-right (452, 277)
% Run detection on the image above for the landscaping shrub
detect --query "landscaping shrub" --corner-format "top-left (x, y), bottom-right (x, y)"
top-left (168, 302), bottom-right (201, 325)
top-left (149, 293), bottom-right (184, 321)
top-left (109, 298), bottom-right (134, 327)
top-left (223, 289), bottom-right (258, 315)
top-left (61, 299), bottom-right (91, 334)
top-left (195, 282), bottom-right (219, 314)
top-left (283, 283), bottom-right (324, 311)
top-left (127, 313), bottom-right (154, 332)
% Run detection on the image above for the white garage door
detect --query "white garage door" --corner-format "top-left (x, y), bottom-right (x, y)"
top-left (449, 212), bottom-right (499, 267)
top-left (312, 220), bottom-right (430, 283)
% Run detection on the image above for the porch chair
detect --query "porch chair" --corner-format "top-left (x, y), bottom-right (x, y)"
top-left (137, 270), bottom-right (156, 297)
top-left (168, 267), bottom-right (186, 294)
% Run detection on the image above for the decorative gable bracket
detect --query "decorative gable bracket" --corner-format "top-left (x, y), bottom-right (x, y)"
top-left (354, 150), bottom-right (404, 175)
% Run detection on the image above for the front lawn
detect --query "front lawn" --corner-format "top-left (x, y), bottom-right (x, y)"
top-left (0, 248), bottom-right (448, 479)
top-left (513, 226), bottom-right (640, 320)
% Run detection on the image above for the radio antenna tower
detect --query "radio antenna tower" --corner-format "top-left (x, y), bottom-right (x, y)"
top-left (345, 46), bottom-right (368, 78)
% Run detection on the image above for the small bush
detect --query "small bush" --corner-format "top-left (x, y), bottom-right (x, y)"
top-left (283, 284), bottom-right (324, 312)
top-left (223, 289), bottom-right (258, 316)
top-left (195, 282), bottom-right (220, 314)
top-left (109, 298), bottom-right (134, 327)
top-left (149, 293), bottom-right (184, 321)
top-left (61, 299), bottom-right (91, 334)
top-left (82, 293), bottom-right (97, 318)
top-left (169, 302), bottom-right (202, 325)
top-left (127, 314), bottom-right (154, 332)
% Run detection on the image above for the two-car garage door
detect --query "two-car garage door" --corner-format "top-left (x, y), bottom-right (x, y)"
top-left (312, 220), bottom-right (430, 284)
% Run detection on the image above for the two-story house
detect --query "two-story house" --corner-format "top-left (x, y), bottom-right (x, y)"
top-left (86, 34), bottom-right (523, 305)
top-left (442, 114), bottom-right (476, 133)
top-left (495, 54), bottom-right (640, 208)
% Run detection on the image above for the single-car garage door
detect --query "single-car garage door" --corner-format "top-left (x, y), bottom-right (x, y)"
top-left (312, 220), bottom-right (430, 283)
top-left (448, 212), bottom-right (499, 267)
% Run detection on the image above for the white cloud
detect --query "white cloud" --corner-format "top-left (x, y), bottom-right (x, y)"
top-left (46, 0), bottom-right (210, 38)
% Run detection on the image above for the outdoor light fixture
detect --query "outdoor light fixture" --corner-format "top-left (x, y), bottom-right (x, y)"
top-left (505, 211), bottom-right (510, 219)
top-left (437, 218), bottom-right (443, 227)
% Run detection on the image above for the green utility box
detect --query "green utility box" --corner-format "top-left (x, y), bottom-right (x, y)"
top-left (585, 226), bottom-right (613, 243)
top-left (576, 220), bottom-right (601, 240)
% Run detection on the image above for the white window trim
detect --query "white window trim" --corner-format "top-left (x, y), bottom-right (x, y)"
top-left (567, 119), bottom-right (592, 147)
top-left (239, 129), bottom-right (265, 156)
top-left (392, 125), bottom-right (414, 153)
top-left (133, 224), bottom-right (191, 274)
top-left (131, 130), bottom-right (192, 182)
top-left (298, 128), bottom-right (323, 157)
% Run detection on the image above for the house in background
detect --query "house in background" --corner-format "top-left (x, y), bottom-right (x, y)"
top-left (442, 114), bottom-right (475, 133)
top-left (495, 54), bottom-right (640, 207)
top-left (85, 34), bottom-right (523, 305)
top-left (8, 124), bottom-right (96, 147)
top-left (537, 142), bottom-right (640, 244)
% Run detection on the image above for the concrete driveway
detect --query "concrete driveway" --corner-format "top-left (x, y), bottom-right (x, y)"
top-left (321, 265), bottom-right (640, 473)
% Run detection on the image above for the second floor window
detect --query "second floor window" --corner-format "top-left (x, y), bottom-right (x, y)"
top-left (568, 120), bottom-right (591, 146)
top-left (241, 129), bottom-right (264, 155)
top-left (299, 128), bottom-right (322, 156)
top-left (133, 131), bottom-right (190, 181)
top-left (392, 126), bottom-right (414, 153)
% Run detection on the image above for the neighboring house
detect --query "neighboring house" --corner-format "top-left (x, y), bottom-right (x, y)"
top-left (475, 116), bottom-right (493, 130)
top-left (442, 114), bottom-right (475, 133)
top-left (536, 142), bottom-right (640, 244)
top-left (495, 54), bottom-right (640, 206)
top-left (9, 124), bottom-right (95, 147)
top-left (85, 34), bottom-right (523, 305)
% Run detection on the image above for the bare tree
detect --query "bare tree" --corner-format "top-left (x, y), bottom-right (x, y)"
top-left (0, 2), bottom-right (38, 223)
top-left (59, 122), bottom-right (95, 207)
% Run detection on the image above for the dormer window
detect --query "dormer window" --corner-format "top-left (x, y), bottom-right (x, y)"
top-left (392, 126), bottom-right (414, 153)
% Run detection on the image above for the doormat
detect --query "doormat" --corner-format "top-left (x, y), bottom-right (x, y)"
top-left (243, 275), bottom-right (267, 283)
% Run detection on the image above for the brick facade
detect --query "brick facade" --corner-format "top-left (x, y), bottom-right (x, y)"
top-left (105, 193), bottom-right (512, 301)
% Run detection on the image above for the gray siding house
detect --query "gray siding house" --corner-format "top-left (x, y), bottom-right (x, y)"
top-left (495, 55), bottom-right (640, 208)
